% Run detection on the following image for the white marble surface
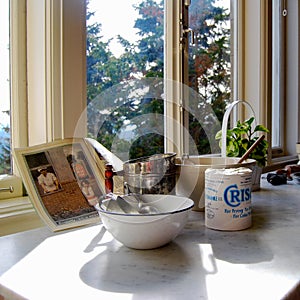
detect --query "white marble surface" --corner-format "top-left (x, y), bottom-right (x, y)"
top-left (1, 178), bottom-right (300, 300)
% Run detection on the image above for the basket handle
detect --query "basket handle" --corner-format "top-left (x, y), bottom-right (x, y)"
top-left (221, 100), bottom-right (257, 158)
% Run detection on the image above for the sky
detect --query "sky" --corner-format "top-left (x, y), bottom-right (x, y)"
top-left (88, 0), bottom-right (140, 57)
top-left (88, 0), bottom-right (230, 57)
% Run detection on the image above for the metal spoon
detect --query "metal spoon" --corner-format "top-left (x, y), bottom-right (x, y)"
top-left (105, 192), bottom-right (159, 214)
top-left (137, 199), bottom-right (160, 214)
top-left (123, 183), bottom-right (160, 214)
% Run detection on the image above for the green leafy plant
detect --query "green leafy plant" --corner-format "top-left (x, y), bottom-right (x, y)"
top-left (215, 117), bottom-right (269, 167)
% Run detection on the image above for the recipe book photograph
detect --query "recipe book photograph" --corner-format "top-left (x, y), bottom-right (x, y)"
top-left (13, 138), bottom-right (106, 231)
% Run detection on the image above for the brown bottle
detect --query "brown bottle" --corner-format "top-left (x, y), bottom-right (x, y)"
top-left (105, 164), bottom-right (114, 193)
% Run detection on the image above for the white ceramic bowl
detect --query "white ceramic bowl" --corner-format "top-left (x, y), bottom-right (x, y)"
top-left (95, 195), bottom-right (194, 249)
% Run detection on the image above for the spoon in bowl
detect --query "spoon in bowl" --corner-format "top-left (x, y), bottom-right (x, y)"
top-left (104, 192), bottom-right (159, 214)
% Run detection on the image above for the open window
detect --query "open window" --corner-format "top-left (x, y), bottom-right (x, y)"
top-left (85, 0), bottom-right (232, 161)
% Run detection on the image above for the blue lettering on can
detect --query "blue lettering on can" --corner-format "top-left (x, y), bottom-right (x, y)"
top-left (223, 184), bottom-right (251, 208)
top-left (245, 188), bottom-right (251, 201)
top-left (206, 195), bottom-right (218, 201)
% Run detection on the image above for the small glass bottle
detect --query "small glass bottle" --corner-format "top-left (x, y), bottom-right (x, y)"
top-left (105, 164), bottom-right (114, 193)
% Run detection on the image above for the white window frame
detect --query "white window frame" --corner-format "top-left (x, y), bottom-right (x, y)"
top-left (1, 0), bottom-right (28, 202)
top-left (235, 0), bottom-right (299, 169)
top-left (164, 0), bottom-right (182, 155)
top-left (10, 0), bottom-right (86, 155)
top-left (1, 0), bottom-right (86, 202)
top-left (7, 0), bottom-right (300, 180)
top-left (271, 0), bottom-right (285, 151)
top-left (3, 0), bottom-right (299, 231)
top-left (285, 0), bottom-right (300, 156)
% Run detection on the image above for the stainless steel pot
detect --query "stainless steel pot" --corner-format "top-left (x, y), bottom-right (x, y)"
top-left (123, 153), bottom-right (177, 195)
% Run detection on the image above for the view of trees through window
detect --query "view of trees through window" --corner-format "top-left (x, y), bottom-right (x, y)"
top-left (86, 0), bottom-right (165, 161)
top-left (86, 0), bottom-right (231, 160)
top-left (0, 0), bottom-right (231, 174)
top-left (188, 0), bottom-right (231, 154)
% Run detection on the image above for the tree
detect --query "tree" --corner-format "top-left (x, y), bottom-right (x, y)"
top-left (86, 0), bottom-right (230, 157)
top-left (86, 0), bottom-right (165, 159)
top-left (133, 0), bottom-right (164, 78)
top-left (188, 0), bottom-right (231, 154)
top-left (86, 9), bottom-right (115, 104)
top-left (0, 111), bottom-right (11, 174)
top-left (189, 0), bottom-right (230, 118)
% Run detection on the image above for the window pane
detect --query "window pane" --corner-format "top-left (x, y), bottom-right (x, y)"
top-left (0, 0), bottom-right (11, 174)
top-left (86, 0), bottom-right (164, 161)
top-left (187, 0), bottom-right (231, 155)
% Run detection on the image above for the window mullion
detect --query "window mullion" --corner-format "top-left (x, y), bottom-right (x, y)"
top-left (10, 0), bottom-right (28, 151)
top-left (164, 0), bottom-right (183, 156)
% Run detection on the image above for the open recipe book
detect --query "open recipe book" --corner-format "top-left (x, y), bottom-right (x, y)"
top-left (13, 138), bottom-right (124, 231)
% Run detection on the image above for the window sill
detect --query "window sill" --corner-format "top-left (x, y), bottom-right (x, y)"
top-left (264, 155), bottom-right (299, 173)
top-left (0, 196), bottom-right (44, 236)
top-left (0, 196), bottom-right (34, 218)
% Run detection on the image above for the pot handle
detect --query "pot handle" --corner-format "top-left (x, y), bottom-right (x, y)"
top-left (221, 100), bottom-right (257, 158)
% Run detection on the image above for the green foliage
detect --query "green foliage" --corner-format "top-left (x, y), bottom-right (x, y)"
top-left (215, 117), bottom-right (270, 167)
top-left (133, 0), bottom-right (164, 78)
top-left (129, 133), bottom-right (164, 159)
top-left (188, 0), bottom-right (231, 154)
top-left (189, 0), bottom-right (231, 116)
top-left (0, 121), bottom-right (11, 174)
top-left (86, 0), bottom-right (231, 159)
top-left (96, 97), bottom-right (164, 159)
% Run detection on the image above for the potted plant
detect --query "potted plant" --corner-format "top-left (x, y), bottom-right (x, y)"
top-left (216, 117), bottom-right (269, 167)
top-left (215, 117), bottom-right (269, 190)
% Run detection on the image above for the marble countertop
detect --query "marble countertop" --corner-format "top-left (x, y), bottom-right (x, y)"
top-left (1, 178), bottom-right (300, 300)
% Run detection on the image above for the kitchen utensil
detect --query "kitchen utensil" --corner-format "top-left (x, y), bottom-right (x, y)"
top-left (104, 192), bottom-right (159, 214)
top-left (95, 194), bottom-right (194, 249)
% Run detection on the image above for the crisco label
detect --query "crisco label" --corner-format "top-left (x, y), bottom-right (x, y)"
top-left (205, 167), bottom-right (252, 231)
top-left (223, 184), bottom-right (251, 208)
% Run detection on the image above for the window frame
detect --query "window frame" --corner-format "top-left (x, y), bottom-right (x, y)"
top-left (235, 0), bottom-right (299, 170)
top-left (3, 0), bottom-right (87, 201)
top-left (271, 0), bottom-right (285, 153)
top-left (0, 0), bottom-right (28, 201)
top-left (4, 0), bottom-right (300, 202)
top-left (10, 0), bottom-right (87, 153)
top-left (164, 0), bottom-right (183, 155)
top-left (284, 0), bottom-right (300, 156)
top-left (10, 0), bottom-right (28, 155)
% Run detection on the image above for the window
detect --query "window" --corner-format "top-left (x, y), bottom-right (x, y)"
top-left (3, 0), bottom-right (299, 206)
top-left (1, 0), bottom-right (87, 201)
top-left (86, 0), bottom-right (165, 161)
top-left (186, 0), bottom-right (231, 155)
top-left (284, 0), bottom-right (300, 157)
top-left (85, 0), bottom-right (231, 161)
top-left (0, 0), bottom-right (11, 174)
top-left (235, 0), bottom-right (299, 165)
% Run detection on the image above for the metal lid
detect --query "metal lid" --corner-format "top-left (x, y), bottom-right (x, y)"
top-left (123, 153), bottom-right (176, 175)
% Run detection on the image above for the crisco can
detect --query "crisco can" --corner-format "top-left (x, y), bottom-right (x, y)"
top-left (205, 167), bottom-right (252, 231)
